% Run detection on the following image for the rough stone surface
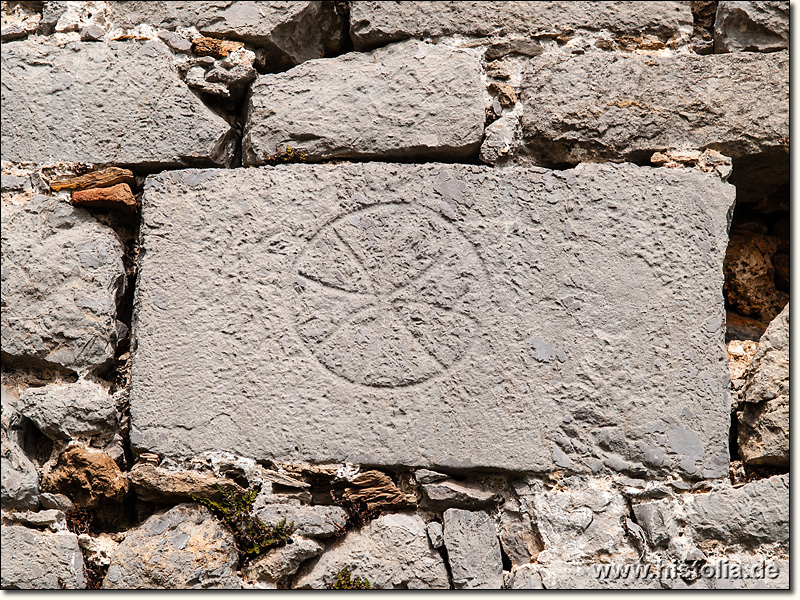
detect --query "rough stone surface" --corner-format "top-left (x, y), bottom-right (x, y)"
top-left (715, 1), bottom-right (789, 53)
top-left (72, 183), bottom-right (137, 212)
top-left (420, 479), bottom-right (497, 510)
top-left (17, 380), bottom-right (117, 441)
top-left (660, 557), bottom-right (789, 589)
top-left (2, 509), bottom-right (67, 531)
top-left (242, 41), bottom-right (484, 165)
top-left (50, 167), bottom-right (136, 192)
top-left (1, 428), bottom-right (40, 510)
top-left (1, 40), bottom-right (234, 167)
top-left (131, 163), bottom-right (733, 476)
top-left (724, 233), bottom-right (787, 323)
top-left (426, 521), bottom-right (443, 548)
top-left (242, 535), bottom-right (323, 583)
top-left (443, 508), bottom-right (503, 589)
top-left (343, 470), bottom-right (416, 512)
top-left (103, 503), bottom-right (240, 589)
top-left (2, 195), bottom-right (126, 373)
top-left (127, 463), bottom-right (244, 503)
top-left (0, 526), bottom-right (86, 589)
top-left (253, 503), bottom-right (348, 539)
top-left (108, 1), bottom-right (345, 68)
top-left (508, 563), bottom-right (662, 589)
top-left (349, 1), bottom-right (692, 50)
top-left (521, 50), bottom-right (788, 165)
top-left (634, 474), bottom-right (789, 550)
top-left (42, 445), bottom-right (128, 508)
top-left (294, 512), bottom-right (449, 589)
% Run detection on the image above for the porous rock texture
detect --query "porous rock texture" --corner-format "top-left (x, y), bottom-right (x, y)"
top-left (1, 39), bottom-right (234, 167)
top-left (131, 163), bottom-right (733, 478)
top-left (521, 50), bottom-right (788, 166)
top-left (1, 195), bottom-right (126, 373)
top-left (715, 1), bottom-right (789, 53)
top-left (1, 526), bottom-right (87, 589)
top-left (243, 40), bottom-right (484, 164)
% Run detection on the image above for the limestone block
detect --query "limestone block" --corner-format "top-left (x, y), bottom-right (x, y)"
top-left (108, 1), bottom-right (345, 68)
top-left (127, 463), bottom-right (244, 503)
top-left (1, 196), bottom-right (125, 373)
top-left (521, 50), bottom-right (788, 165)
top-left (349, 1), bottom-right (692, 50)
top-left (242, 535), bottom-right (323, 583)
top-left (443, 509), bottom-right (503, 589)
top-left (294, 512), bottom-right (449, 589)
top-left (1, 526), bottom-right (86, 589)
top-left (103, 503), bottom-right (240, 589)
top-left (242, 41), bottom-right (484, 164)
top-left (253, 503), bottom-right (348, 538)
top-left (715, 1), bottom-right (789, 53)
top-left (130, 163), bottom-right (733, 477)
top-left (1, 40), bottom-right (234, 167)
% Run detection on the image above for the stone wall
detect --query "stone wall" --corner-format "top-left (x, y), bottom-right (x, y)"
top-left (1, 0), bottom-right (789, 590)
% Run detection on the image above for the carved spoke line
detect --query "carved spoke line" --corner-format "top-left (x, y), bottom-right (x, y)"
top-left (332, 227), bottom-right (378, 295)
top-left (391, 315), bottom-right (450, 372)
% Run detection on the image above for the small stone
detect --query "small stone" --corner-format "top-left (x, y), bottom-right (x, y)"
top-left (727, 311), bottom-right (768, 342)
top-left (0, 174), bottom-right (29, 192)
top-left (488, 82), bottom-right (517, 108)
top-left (40, 492), bottom-right (74, 512)
top-left (479, 116), bottom-right (517, 165)
top-left (2, 509), bottom-right (66, 531)
top-left (483, 39), bottom-right (543, 62)
top-left (103, 504), bottom-right (240, 589)
top-left (158, 30), bottom-right (192, 52)
top-left (73, 183), bottom-right (138, 212)
top-left (0, 526), bottom-right (86, 589)
top-left (724, 233), bottom-right (787, 323)
top-left (443, 509), bottom-right (503, 589)
top-left (420, 479), bottom-right (497, 510)
top-left (127, 463), bottom-right (244, 503)
top-left (484, 60), bottom-right (511, 80)
top-left (242, 535), bottom-right (323, 583)
top-left (343, 470), bottom-right (416, 512)
top-left (50, 167), bottom-right (136, 192)
top-left (414, 469), bottom-right (448, 484)
top-left (17, 380), bottom-right (117, 441)
top-left (78, 533), bottom-right (119, 568)
top-left (426, 521), bottom-right (444, 548)
top-left (1, 427), bottom-right (40, 511)
top-left (42, 446), bottom-right (128, 509)
top-left (192, 36), bottom-right (244, 58)
top-left (80, 25), bottom-right (105, 41)
top-left (254, 503), bottom-right (348, 539)
top-left (1, 23), bottom-right (29, 42)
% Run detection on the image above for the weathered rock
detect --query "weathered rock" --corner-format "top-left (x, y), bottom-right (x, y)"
top-left (634, 474), bottom-right (788, 549)
top-left (479, 116), bottom-right (518, 165)
top-left (661, 558), bottom-right (789, 590)
top-left (17, 380), bottom-right (117, 441)
top-left (242, 535), bottom-right (323, 583)
top-left (42, 446), bottom-right (128, 508)
top-left (508, 562), bottom-right (662, 589)
top-left (414, 469), bottom-right (448, 484)
top-left (1, 429), bottom-right (40, 511)
top-left (525, 477), bottom-right (637, 564)
top-left (51, 167), bottom-right (136, 192)
top-left (0, 526), bottom-right (86, 589)
top-left (521, 50), bottom-right (788, 166)
top-left (72, 183), bottom-right (137, 213)
top-left (2, 196), bottom-right (126, 373)
top-left (738, 304), bottom-right (788, 466)
top-left (103, 503), bottom-right (239, 589)
top-left (715, 1), bottom-right (789, 53)
top-left (726, 311), bottom-right (768, 342)
top-left (443, 509), bottom-right (503, 589)
top-left (253, 503), bottom-right (348, 538)
top-left (242, 41), bottom-right (484, 165)
top-left (499, 511), bottom-right (541, 567)
top-left (343, 470), bottom-right (415, 512)
top-left (108, 1), bottom-right (345, 68)
top-left (191, 35), bottom-right (244, 58)
top-left (40, 492), bottom-right (74, 512)
top-left (131, 163), bottom-right (733, 477)
top-left (78, 533), bottom-right (119, 569)
top-left (80, 24), bottom-right (105, 41)
top-left (127, 463), bottom-right (244, 503)
top-left (420, 479), bottom-right (497, 510)
top-left (2, 508), bottom-right (66, 531)
top-left (1, 40), bottom-right (234, 167)
top-left (1, 173), bottom-right (30, 193)
top-left (426, 521), bottom-right (443, 548)
top-left (349, 1), bottom-right (692, 50)
top-left (727, 339), bottom-right (759, 385)
top-left (724, 233), bottom-right (787, 323)
top-left (294, 512), bottom-right (449, 589)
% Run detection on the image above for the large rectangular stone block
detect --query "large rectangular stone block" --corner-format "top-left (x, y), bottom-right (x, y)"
top-left (131, 163), bottom-right (733, 477)
top-left (521, 50), bottom-right (788, 166)
top-left (1, 40), bottom-right (233, 167)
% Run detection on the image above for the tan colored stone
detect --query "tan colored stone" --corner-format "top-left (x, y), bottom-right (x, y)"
top-left (42, 446), bottom-right (128, 508)
top-left (127, 463), bottom-right (244, 503)
top-left (72, 183), bottom-right (137, 212)
top-left (727, 340), bottom-right (759, 384)
top-left (343, 470), bottom-right (416, 512)
top-left (488, 82), bottom-right (517, 107)
top-left (50, 167), bottom-right (135, 192)
top-left (192, 36), bottom-right (244, 58)
top-left (724, 232), bottom-right (788, 323)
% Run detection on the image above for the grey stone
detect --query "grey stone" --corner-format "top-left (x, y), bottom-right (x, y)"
top-left (158, 30), bottom-right (192, 52)
top-left (738, 303), bottom-right (788, 466)
top-left (715, 1), bottom-right (789, 53)
top-left (2, 509), bottom-right (66, 531)
top-left (0, 526), bottom-right (86, 589)
top-left (660, 558), bottom-right (789, 589)
top-left (414, 469), bottom-right (448, 484)
top-left (39, 2), bottom-right (71, 35)
top-left (1, 40), bottom-right (234, 167)
top-left (80, 24), bottom-right (105, 41)
top-left (1, 400), bottom-right (40, 511)
top-left (349, 1), bottom-right (692, 50)
top-left (420, 479), bottom-right (497, 510)
top-left (40, 493), bottom-right (73, 512)
top-left (108, 1), bottom-right (345, 68)
top-left (479, 116), bottom-right (518, 166)
top-left (1, 196), bottom-right (125, 373)
top-left (443, 508), bottom-right (503, 589)
top-left (294, 512), bottom-right (449, 589)
top-left (242, 41), bottom-right (484, 165)
top-left (242, 535), bottom-right (323, 583)
top-left (131, 162), bottom-right (733, 477)
top-left (521, 50), bottom-right (788, 166)
top-left (426, 521), bottom-right (443, 548)
top-left (0, 174), bottom-right (29, 192)
top-left (533, 562), bottom-right (661, 589)
top-left (103, 503), bottom-right (239, 589)
top-left (632, 501), bottom-right (676, 548)
top-left (1, 23), bottom-right (31, 42)
top-left (17, 380), bottom-right (117, 441)
top-left (499, 511), bottom-right (540, 567)
top-left (253, 503), bottom-right (347, 538)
